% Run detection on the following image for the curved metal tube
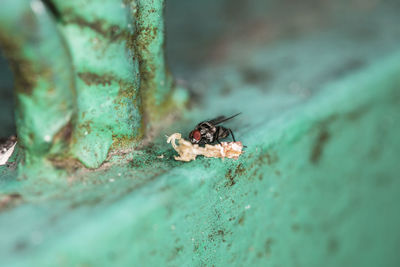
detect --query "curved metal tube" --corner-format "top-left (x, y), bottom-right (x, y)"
top-left (0, 0), bottom-right (77, 165)
top-left (0, 0), bottom-right (184, 171)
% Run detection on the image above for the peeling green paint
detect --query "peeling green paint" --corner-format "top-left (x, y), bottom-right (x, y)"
top-left (50, 0), bottom-right (142, 168)
top-left (134, 0), bottom-right (178, 122)
top-left (0, 0), bottom-right (184, 170)
top-left (0, 0), bottom-right (76, 167)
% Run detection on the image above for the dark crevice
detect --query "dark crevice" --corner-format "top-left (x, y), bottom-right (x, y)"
top-left (41, 0), bottom-right (62, 20)
top-left (0, 51), bottom-right (16, 140)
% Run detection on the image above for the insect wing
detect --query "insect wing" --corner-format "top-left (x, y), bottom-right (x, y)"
top-left (209, 113), bottom-right (241, 125)
top-left (208, 116), bottom-right (226, 125)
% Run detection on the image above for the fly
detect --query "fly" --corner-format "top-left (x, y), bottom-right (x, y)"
top-left (189, 113), bottom-right (241, 145)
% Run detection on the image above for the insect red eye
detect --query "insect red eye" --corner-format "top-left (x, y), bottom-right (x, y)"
top-left (193, 130), bottom-right (201, 141)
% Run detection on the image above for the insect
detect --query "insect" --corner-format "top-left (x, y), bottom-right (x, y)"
top-left (189, 113), bottom-right (241, 145)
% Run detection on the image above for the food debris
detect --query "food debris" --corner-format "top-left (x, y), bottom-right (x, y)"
top-left (0, 136), bottom-right (17, 166)
top-left (167, 133), bottom-right (243, 162)
top-left (157, 154), bottom-right (164, 159)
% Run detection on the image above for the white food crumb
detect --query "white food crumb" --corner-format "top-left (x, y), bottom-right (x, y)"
top-left (0, 142), bottom-right (16, 166)
top-left (167, 133), bottom-right (243, 162)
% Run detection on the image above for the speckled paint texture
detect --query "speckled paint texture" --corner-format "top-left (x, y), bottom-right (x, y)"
top-left (52, 0), bottom-right (143, 168)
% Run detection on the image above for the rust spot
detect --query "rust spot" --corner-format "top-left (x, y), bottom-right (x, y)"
top-left (9, 59), bottom-right (37, 95)
top-left (0, 34), bottom-right (36, 95)
top-left (49, 157), bottom-right (83, 171)
top-left (169, 244), bottom-right (184, 260)
top-left (136, 26), bottom-right (158, 45)
top-left (63, 14), bottom-right (128, 42)
top-left (111, 135), bottom-right (138, 150)
top-left (117, 82), bottom-right (136, 101)
top-left (53, 121), bottom-right (73, 143)
top-left (225, 163), bottom-right (247, 187)
top-left (238, 214), bottom-right (245, 225)
top-left (45, 121), bottom-right (78, 169)
top-left (79, 120), bottom-right (93, 135)
top-left (252, 150), bottom-right (279, 168)
top-left (0, 193), bottom-right (23, 212)
top-left (310, 129), bottom-right (330, 164)
top-left (134, 6), bottom-right (166, 121)
top-left (235, 163), bottom-right (245, 175)
top-left (69, 195), bottom-right (103, 209)
top-left (207, 233), bottom-right (214, 241)
top-left (208, 229), bottom-right (228, 243)
top-left (78, 72), bottom-right (116, 87)
top-left (225, 169), bottom-right (235, 186)
top-left (264, 152), bottom-right (279, 165)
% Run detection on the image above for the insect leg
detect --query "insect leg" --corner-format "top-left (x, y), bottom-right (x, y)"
top-left (228, 128), bottom-right (236, 142)
top-left (216, 135), bottom-right (222, 145)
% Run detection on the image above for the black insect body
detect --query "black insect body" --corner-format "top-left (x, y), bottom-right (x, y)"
top-left (189, 113), bottom-right (240, 145)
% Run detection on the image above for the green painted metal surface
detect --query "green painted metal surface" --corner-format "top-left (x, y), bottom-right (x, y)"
top-left (53, 0), bottom-right (143, 168)
top-left (0, 0), bottom-right (181, 170)
top-left (1, 0), bottom-right (400, 266)
top-left (0, 0), bottom-right (76, 168)
top-left (135, 0), bottom-right (176, 122)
